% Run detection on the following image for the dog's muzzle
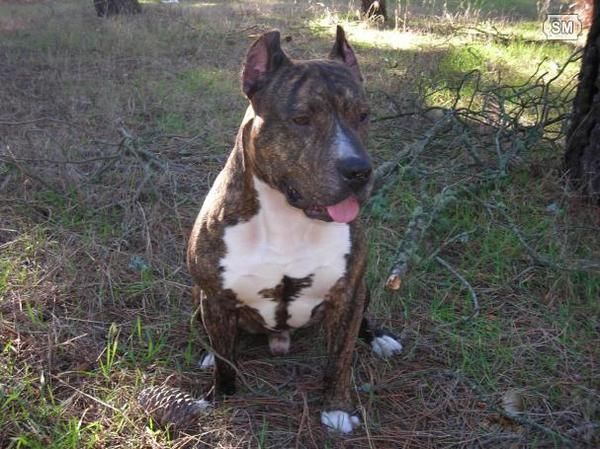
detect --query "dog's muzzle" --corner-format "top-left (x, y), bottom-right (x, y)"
top-left (336, 156), bottom-right (372, 192)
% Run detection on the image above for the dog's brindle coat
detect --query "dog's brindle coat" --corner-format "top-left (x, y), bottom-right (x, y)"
top-left (187, 27), bottom-right (400, 432)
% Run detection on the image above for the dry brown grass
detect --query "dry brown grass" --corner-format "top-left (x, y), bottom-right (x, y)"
top-left (1, 1), bottom-right (599, 448)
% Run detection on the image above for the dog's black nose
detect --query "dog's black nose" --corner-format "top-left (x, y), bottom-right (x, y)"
top-left (337, 157), bottom-right (372, 190)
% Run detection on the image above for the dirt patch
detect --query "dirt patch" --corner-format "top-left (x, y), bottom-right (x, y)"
top-left (0, 17), bottom-right (29, 32)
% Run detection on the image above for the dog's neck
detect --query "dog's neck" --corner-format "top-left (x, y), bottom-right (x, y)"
top-left (254, 176), bottom-right (311, 236)
top-left (252, 176), bottom-right (343, 246)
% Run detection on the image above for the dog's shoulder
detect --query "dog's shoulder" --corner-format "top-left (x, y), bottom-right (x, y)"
top-left (187, 146), bottom-right (258, 286)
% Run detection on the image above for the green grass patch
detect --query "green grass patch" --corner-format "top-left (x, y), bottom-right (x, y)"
top-left (448, 317), bottom-right (515, 387)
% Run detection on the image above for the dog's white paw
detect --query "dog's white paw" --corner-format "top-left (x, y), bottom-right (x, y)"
top-left (371, 333), bottom-right (402, 358)
top-left (198, 352), bottom-right (215, 369)
top-left (321, 410), bottom-right (360, 433)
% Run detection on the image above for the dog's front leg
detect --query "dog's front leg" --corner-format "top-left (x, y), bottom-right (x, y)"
top-left (321, 264), bottom-right (367, 433)
top-left (195, 286), bottom-right (238, 397)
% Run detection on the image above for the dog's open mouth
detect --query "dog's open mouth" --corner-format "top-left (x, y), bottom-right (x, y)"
top-left (286, 185), bottom-right (360, 223)
top-left (306, 198), bottom-right (360, 223)
top-left (326, 196), bottom-right (360, 223)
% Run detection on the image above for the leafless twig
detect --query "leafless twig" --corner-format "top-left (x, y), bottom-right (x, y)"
top-left (435, 256), bottom-right (480, 320)
top-left (373, 114), bottom-right (453, 192)
top-left (488, 203), bottom-right (600, 274)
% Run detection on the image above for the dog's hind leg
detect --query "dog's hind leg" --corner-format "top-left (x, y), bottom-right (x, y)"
top-left (359, 317), bottom-right (403, 358)
top-left (358, 289), bottom-right (403, 358)
top-left (195, 286), bottom-right (238, 397)
top-left (198, 351), bottom-right (215, 369)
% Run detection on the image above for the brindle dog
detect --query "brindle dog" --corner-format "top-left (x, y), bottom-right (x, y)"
top-left (187, 27), bottom-right (402, 433)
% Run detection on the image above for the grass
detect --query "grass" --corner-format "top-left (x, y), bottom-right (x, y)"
top-left (1, 0), bottom-right (599, 448)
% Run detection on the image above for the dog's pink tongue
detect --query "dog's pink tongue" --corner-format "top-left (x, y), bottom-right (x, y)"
top-left (326, 196), bottom-right (360, 223)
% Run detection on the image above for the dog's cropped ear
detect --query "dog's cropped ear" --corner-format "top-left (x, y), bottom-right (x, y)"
top-left (329, 26), bottom-right (363, 82)
top-left (242, 30), bottom-right (290, 99)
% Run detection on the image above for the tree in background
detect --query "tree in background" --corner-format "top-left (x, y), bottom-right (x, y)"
top-left (94, 0), bottom-right (141, 17)
top-left (565, 1), bottom-right (600, 200)
top-left (572, 0), bottom-right (594, 27)
top-left (361, 0), bottom-right (387, 20)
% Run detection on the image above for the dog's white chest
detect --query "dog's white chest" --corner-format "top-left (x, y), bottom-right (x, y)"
top-left (219, 177), bottom-right (351, 330)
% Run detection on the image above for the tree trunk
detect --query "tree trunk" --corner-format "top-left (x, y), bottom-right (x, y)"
top-left (94, 0), bottom-right (141, 17)
top-left (565, 1), bottom-right (600, 200)
top-left (361, 0), bottom-right (387, 20)
top-left (572, 0), bottom-right (594, 28)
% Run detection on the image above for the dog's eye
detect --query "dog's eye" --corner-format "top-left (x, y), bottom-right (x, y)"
top-left (359, 112), bottom-right (369, 123)
top-left (292, 116), bottom-right (311, 126)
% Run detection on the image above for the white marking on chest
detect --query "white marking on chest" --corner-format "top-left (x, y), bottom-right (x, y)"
top-left (220, 177), bottom-right (351, 329)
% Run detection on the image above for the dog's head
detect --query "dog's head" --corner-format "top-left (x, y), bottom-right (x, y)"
top-left (241, 26), bottom-right (371, 224)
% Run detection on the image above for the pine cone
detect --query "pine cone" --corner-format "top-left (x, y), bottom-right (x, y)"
top-left (138, 385), bottom-right (211, 429)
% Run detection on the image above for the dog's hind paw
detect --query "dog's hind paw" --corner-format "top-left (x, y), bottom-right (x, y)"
top-left (198, 352), bottom-right (215, 369)
top-left (321, 410), bottom-right (360, 433)
top-left (371, 331), bottom-right (402, 358)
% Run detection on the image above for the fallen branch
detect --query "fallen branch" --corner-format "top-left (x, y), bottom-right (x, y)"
top-left (87, 128), bottom-right (168, 185)
top-left (373, 114), bottom-right (453, 193)
top-left (382, 49), bottom-right (581, 292)
top-left (385, 188), bottom-right (457, 290)
top-left (0, 147), bottom-right (65, 195)
top-left (118, 126), bottom-right (167, 171)
top-left (488, 203), bottom-right (600, 274)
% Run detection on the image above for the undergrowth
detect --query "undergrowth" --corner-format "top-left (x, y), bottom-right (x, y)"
top-left (0, 1), bottom-right (598, 448)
